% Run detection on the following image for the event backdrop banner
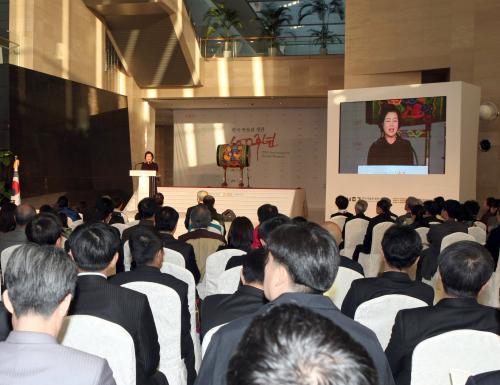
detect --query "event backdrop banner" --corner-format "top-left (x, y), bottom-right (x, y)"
top-left (173, 108), bottom-right (326, 220)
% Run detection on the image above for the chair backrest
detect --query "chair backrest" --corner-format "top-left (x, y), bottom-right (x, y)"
top-left (123, 240), bottom-right (132, 272)
top-left (201, 323), bottom-right (227, 359)
top-left (112, 223), bottom-right (129, 237)
top-left (214, 266), bottom-right (242, 295)
top-left (449, 369), bottom-right (473, 385)
top-left (440, 232), bottom-right (476, 252)
top-left (370, 222), bottom-right (394, 255)
top-left (410, 330), bottom-right (500, 385)
top-left (473, 221), bottom-right (487, 231)
top-left (160, 262), bottom-right (201, 370)
top-left (59, 315), bottom-right (135, 385)
top-left (164, 248), bottom-right (186, 268)
top-left (127, 219), bottom-right (140, 227)
top-left (121, 281), bottom-right (185, 385)
top-left (69, 219), bottom-right (83, 230)
top-left (1, 244), bottom-right (22, 278)
top-left (324, 266), bottom-right (364, 308)
top-left (467, 226), bottom-right (486, 245)
top-left (354, 294), bottom-right (428, 350)
top-left (344, 218), bottom-right (369, 251)
top-left (331, 215), bottom-right (347, 231)
top-left (204, 249), bottom-right (247, 297)
top-left (415, 227), bottom-right (430, 246)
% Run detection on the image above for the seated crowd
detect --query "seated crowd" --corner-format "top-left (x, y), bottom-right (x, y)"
top-left (0, 191), bottom-right (497, 385)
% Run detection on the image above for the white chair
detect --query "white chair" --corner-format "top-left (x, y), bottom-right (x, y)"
top-left (449, 369), bottom-right (472, 385)
top-left (123, 240), bottom-right (132, 271)
top-left (415, 227), bottom-right (430, 247)
top-left (59, 315), bottom-right (136, 385)
top-left (214, 266), bottom-right (242, 295)
top-left (358, 222), bottom-right (394, 277)
top-left (1, 244), bottom-right (22, 279)
top-left (440, 232), bottom-right (477, 252)
top-left (200, 249), bottom-right (247, 299)
top-left (473, 221), bottom-right (487, 231)
top-left (127, 220), bottom-right (140, 227)
top-left (112, 223), bottom-right (129, 237)
top-left (121, 281), bottom-right (186, 385)
top-left (341, 218), bottom-right (369, 258)
top-left (161, 262), bottom-right (201, 371)
top-left (201, 323), bottom-right (226, 359)
top-left (324, 267), bottom-right (363, 308)
top-left (69, 219), bottom-right (83, 230)
top-left (468, 226), bottom-right (486, 245)
top-left (164, 248), bottom-right (186, 268)
top-left (354, 295), bottom-right (428, 350)
top-left (410, 330), bottom-right (500, 385)
top-left (331, 215), bottom-right (347, 231)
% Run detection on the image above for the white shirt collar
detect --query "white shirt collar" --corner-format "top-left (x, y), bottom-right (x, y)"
top-left (77, 272), bottom-right (107, 279)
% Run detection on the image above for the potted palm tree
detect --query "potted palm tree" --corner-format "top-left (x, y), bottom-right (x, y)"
top-left (257, 5), bottom-right (293, 56)
top-left (298, 0), bottom-right (344, 55)
top-left (204, 3), bottom-right (242, 58)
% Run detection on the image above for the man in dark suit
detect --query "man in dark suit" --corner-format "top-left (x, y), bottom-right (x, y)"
top-left (67, 223), bottom-right (167, 385)
top-left (156, 206), bottom-right (200, 283)
top-left (122, 197), bottom-right (159, 244)
top-left (184, 190), bottom-right (208, 230)
top-left (466, 371), bottom-right (500, 385)
top-left (201, 248), bottom-right (267, 340)
top-left (0, 204), bottom-right (35, 253)
top-left (0, 243), bottom-right (115, 385)
top-left (352, 199), bottom-right (395, 261)
top-left (386, 241), bottom-right (499, 385)
top-left (25, 212), bottom-right (63, 247)
top-left (342, 226), bottom-right (434, 318)
top-left (341, 199), bottom-right (371, 248)
top-left (194, 222), bottom-right (395, 385)
top-left (418, 199), bottom-right (468, 280)
top-left (111, 228), bottom-right (196, 385)
top-left (330, 195), bottom-right (354, 219)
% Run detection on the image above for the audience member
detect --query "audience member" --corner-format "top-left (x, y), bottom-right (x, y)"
top-left (227, 303), bottom-right (377, 385)
top-left (480, 197), bottom-right (497, 226)
top-left (322, 221), bottom-right (343, 246)
top-left (39, 204), bottom-right (57, 215)
top-left (418, 199), bottom-right (468, 280)
top-left (465, 371), bottom-right (500, 385)
top-left (25, 213), bottom-right (63, 247)
top-left (111, 227), bottom-right (196, 385)
top-left (322, 221), bottom-right (364, 275)
top-left (0, 202), bottom-right (16, 233)
top-left (95, 196), bottom-right (115, 224)
top-left (251, 204), bottom-right (278, 249)
top-left (217, 216), bottom-right (253, 254)
top-left (58, 212), bottom-right (72, 239)
top-left (83, 206), bottom-right (108, 224)
top-left (0, 204), bottom-right (35, 253)
top-left (0, 303), bottom-right (9, 341)
top-left (381, 197), bottom-right (398, 221)
top-left (433, 196), bottom-right (445, 220)
top-left (408, 204), bottom-right (428, 230)
top-left (396, 197), bottom-right (422, 225)
top-left (109, 196), bottom-right (126, 225)
top-left (422, 200), bottom-right (442, 225)
top-left (122, 197), bottom-right (159, 243)
top-left (154, 192), bottom-right (164, 207)
top-left (0, 244), bottom-right (115, 385)
top-left (67, 222), bottom-right (167, 385)
top-left (202, 195), bottom-right (225, 235)
top-left (196, 222), bottom-right (394, 385)
top-left (342, 226), bottom-right (433, 318)
top-left (155, 206), bottom-right (200, 283)
top-left (386, 241), bottom-right (498, 385)
top-left (341, 199), bottom-right (371, 248)
top-left (463, 200), bottom-right (481, 226)
top-left (56, 195), bottom-right (81, 221)
top-left (184, 190), bottom-right (208, 230)
top-left (485, 209), bottom-right (500, 268)
top-left (352, 199), bottom-right (395, 262)
top-left (330, 195), bottom-right (354, 219)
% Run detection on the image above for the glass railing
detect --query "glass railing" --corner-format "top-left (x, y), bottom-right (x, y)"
top-left (0, 37), bottom-right (19, 65)
top-left (200, 35), bottom-right (344, 58)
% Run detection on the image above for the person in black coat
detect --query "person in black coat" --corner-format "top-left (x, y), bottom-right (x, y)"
top-left (110, 227), bottom-right (196, 385)
top-left (155, 206), bottom-right (201, 283)
top-left (466, 371), bottom-right (500, 385)
top-left (67, 223), bottom-right (167, 385)
top-left (194, 222), bottom-right (395, 385)
top-left (200, 248), bottom-right (267, 340)
top-left (330, 195), bottom-right (354, 219)
top-left (184, 190), bottom-right (208, 230)
top-left (342, 226), bottom-right (434, 318)
top-left (386, 241), bottom-right (499, 385)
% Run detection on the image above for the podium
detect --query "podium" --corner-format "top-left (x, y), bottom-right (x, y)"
top-left (123, 170), bottom-right (156, 212)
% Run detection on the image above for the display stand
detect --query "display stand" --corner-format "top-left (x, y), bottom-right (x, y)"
top-left (123, 170), bottom-right (156, 212)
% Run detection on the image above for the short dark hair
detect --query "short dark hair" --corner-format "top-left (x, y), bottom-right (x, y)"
top-left (227, 303), bottom-right (377, 385)
top-left (203, 195), bottom-right (216, 209)
top-left (434, 196), bottom-right (445, 212)
top-left (242, 247), bottom-right (266, 284)
top-left (14, 204), bottom-right (36, 226)
top-left (190, 205), bottom-right (211, 229)
top-left (129, 227), bottom-right (162, 266)
top-left (423, 200), bottom-right (440, 217)
top-left (155, 206), bottom-right (179, 232)
top-left (57, 195), bottom-right (69, 208)
top-left (144, 151), bottom-right (154, 159)
top-left (96, 196), bottom-right (114, 218)
top-left (257, 204), bottom-right (278, 224)
top-left (382, 226), bottom-right (422, 269)
top-left (267, 222), bottom-right (339, 293)
top-left (463, 200), bottom-right (480, 220)
top-left (5, 244), bottom-right (77, 317)
top-left (376, 199), bottom-right (391, 213)
top-left (438, 241), bottom-right (494, 298)
top-left (486, 197), bottom-right (496, 208)
top-left (258, 214), bottom-right (290, 243)
top-left (0, 202), bottom-right (16, 232)
top-left (83, 206), bottom-right (107, 224)
top-left (228, 217), bottom-right (254, 251)
top-left (25, 213), bottom-right (63, 246)
top-left (68, 222), bottom-right (120, 271)
top-left (154, 193), bottom-right (164, 207)
top-left (335, 195), bottom-right (349, 210)
top-left (138, 197), bottom-right (158, 219)
top-left (39, 204), bottom-right (57, 215)
top-left (378, 103), bottom-right (401, 131)
top-left (443, 199), bottom-right (461, 219)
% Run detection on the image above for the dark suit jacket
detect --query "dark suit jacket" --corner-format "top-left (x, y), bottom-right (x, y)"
top-left (158, 232), bottom-right (201, 283)
top-left (184, 204), bottom-right (202, 230)
top-left (0, 303), bottom-right (11, 342)
top-left (200, 285), bottom-right (267, 340)
top-left (330, 211), bottom-right (354, 219)
top-left (0, 227), bottom-right (27, 254)
top-left (195, 293), bottom-right (395, 385)
top-left (110, 266), bottom-right (196, 385)
top-left (466, 371), bottom-right (500, 385)
top-left (341, 272), bottom-right (434, 318)
top-left (385, 298), bottom-right (500, 385)
top-left (361, 213), bottom-right (395, 252)
top-left (340, 255), bottom-right (364, 276)
top-left (69, 275), bottom-right (165, 385)
top-left (485, 225), bottom-right (500, 268)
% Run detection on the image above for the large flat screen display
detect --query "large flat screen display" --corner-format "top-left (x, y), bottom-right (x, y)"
top-left (339, 97), bottom-right (446, 174)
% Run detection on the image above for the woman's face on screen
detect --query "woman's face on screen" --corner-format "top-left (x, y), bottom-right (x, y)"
top-left (145, 153), bottom-right (153, 163)
top-left (382, 111), bottom-right (399, 139)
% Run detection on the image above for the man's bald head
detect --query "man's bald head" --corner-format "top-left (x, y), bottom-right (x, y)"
top-left (15, 204), bottom-right (36, 227)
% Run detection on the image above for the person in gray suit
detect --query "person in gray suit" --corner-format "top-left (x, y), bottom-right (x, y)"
top-left (0, 244), bottom-right (116, 385)
top-left (0, 204), bottom-right (35, 254)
